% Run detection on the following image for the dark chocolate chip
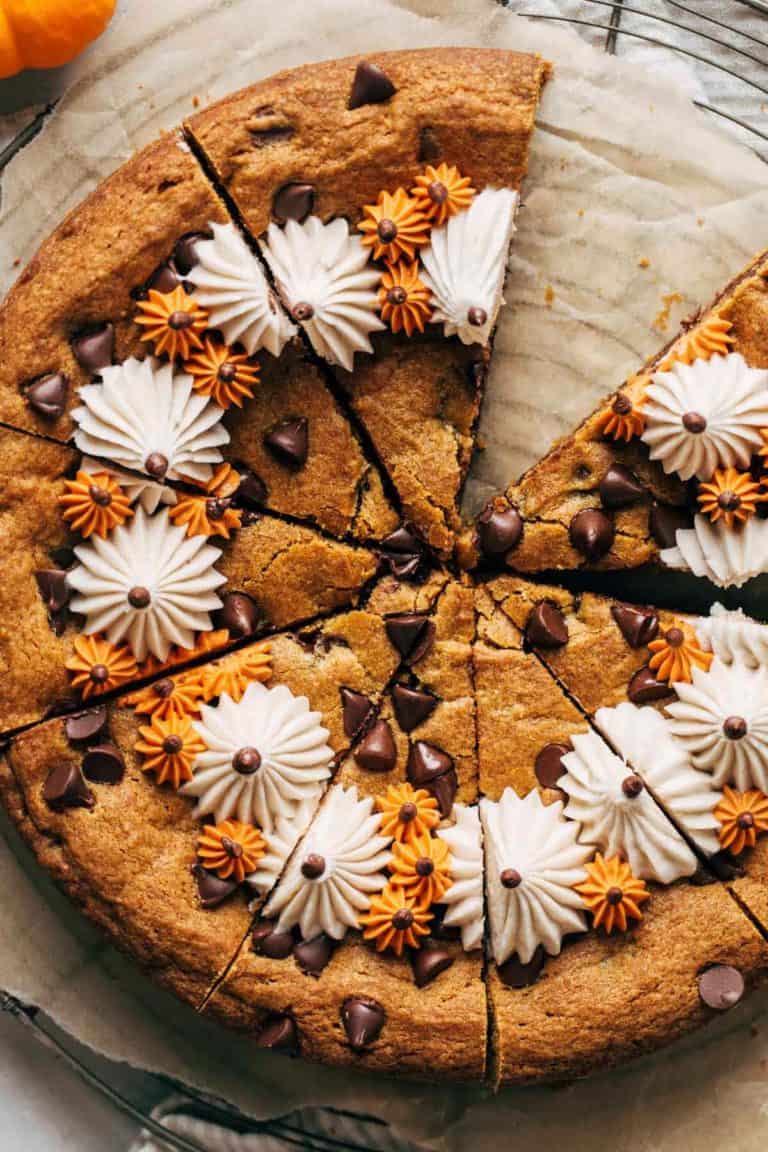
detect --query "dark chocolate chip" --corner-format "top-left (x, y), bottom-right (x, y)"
top-left (525, 602), bottom-right (569, 649)
top-left (611, 603), bottom-right (659, 648)
top-left (569, 508), bottom-right (615, 562)
top-left (64, 707), bottom-right (108, 744)
top-left (255, 1013), bottom-right (299, 1054)
top-left (378, 527), bottom-right (427, 580)
top-left (354, 719), bottom-right (397, 773)
top-left (235, 467), bottom-right (268, 509)
top-left (385, 613), bottom-right (435, 663)
top-left (273, 182), bottom-right (315, 223)
top-left (301, 853), bottom-right (326, 880)
top-left (497, 947), bottom-right (546, 988)
top-left (407, 742), bottom-right (456, 815)
top-left (43, 763), bottom-right (95, 812)
top-left (598, 464), bottom-right (646, 509)
top-left (348, 61), bottom-right (397, 109)
top-left (264, 417), bottom-right (309, 469)
top-left (628, 665), bottom-right (674, 704)
top-left (501, 868), bottom-right (522, 889)
top-left (428, 770), bottom-right (458, 818)
top-left (173, 232), bottom-right (209, 276)
top-left (410, 946), bottom-right (455, 989)
top-left (698, 964), bottom-right (744, 1010)
top-left (682, 410), bottom-right (707, 434)
top-left (24, 374), bottom-right (68, 419)
top-left (81, 742), bottom-right (125, 784)
top-left (649, 503), bottom-right (693, 549)
top-left (233, 746), bottom-right (261, 775)
top-left (250, 124), bottom-right (295, 148)
top-left (391, 684), bottom-right (438, 732)
top-left (340, 688), bottom-right (376, 739)
top-left (341, 997), bottom-right (386, 1050)
top-left (476, 498), bottom-right (523, 557)
top-left (294, 933), bottom-right (335, 976)
top-left (71, 324), bottom-right (114, 374)
top-left (723, 715), bottom-right (748, 741)
top-left (146, 261), bottom-right (182, 295)
top-left (251, 921), bottom-right (295, 960)
top-left (35, 569), bottom-right (70, 614)
top-left (534, 742), bottom-right (570, 789)
top-left (191, 864), bottom-right (238, 909)
top-left (218, 591), bottom-right (260, 638)
top-left (621, 773), bottom-right (644, 798)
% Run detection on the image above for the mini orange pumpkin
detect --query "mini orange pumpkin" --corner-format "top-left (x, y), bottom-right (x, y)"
top-left (0, 1), bottom-right (116, 79)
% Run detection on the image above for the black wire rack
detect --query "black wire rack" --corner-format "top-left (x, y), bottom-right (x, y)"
top-left (2, 3), bottom-right (767, 1150)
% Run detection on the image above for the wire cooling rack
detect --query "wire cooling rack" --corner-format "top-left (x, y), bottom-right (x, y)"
top-left (2, 3), bottom-right (767, 1151)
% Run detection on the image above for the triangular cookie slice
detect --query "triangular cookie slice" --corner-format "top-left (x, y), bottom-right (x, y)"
top-left (462, 248), bottom-right (768, 588)
top-left (186, 48), bottom-right (549, 557)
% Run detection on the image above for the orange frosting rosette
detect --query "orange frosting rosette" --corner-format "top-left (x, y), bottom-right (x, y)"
top-left (715, 786), bottom-right (768, 856)
top-left (197, 820), bottom-right (266, 883)
top-left (697, 467), bottom-right (764, 529)
top-left (199, 642), bottom-right (272, 703)
top-left (597, 386), bottom-right (646, 442)
top-left (170, 463), bottom-right (243, 539)
top-left (376, 782), bottom-right (440, 843)
top-left (659, 308), bottom-right (734, 370)
top-left (59, 470), bottom-right (133, 538)
top-left (359, 884), bottom-right (432, 956)
top-left (574, 853), bottom-right (649, 934)
top-left (123, 667), bottom-right (206, 721)
top-left (410, 163), bottom-right (475, 226)
top-left (135, 285), bottom-right (208, 361)
top-left (378, 262), bottom-right (432, 336)
top-left (388, 831), bottom-right (452, 906)
top-left (66, 634), bottom-right (138, 699)
top-left (134, 714), bottom-right (206, 789)
top-left (358, 188), bottom-right (431, 264)
top-left (647, 620), bottom-right (713, 684)
top-left (136, 629), bottom-right (230, 680)
top-left (185, 335), bottom-right (260, 409)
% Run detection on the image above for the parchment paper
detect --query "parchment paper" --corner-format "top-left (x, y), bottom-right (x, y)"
top-left (3, 1), bottom-right (768, 1147)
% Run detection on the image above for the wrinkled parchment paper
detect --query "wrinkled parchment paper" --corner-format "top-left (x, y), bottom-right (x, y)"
top-left (3, 1), bottom-right (768, 1147)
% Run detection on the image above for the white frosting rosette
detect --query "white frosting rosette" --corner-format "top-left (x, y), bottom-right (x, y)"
top-left (641, 352), bottom-right (768, 482)
top-left (420, 187), bottom-right (518, 346)
top-left (695, 603), bottom-right (768, 669)
top-left (661, 513), bottom-right (768, 589)
top-left (437, 804), bottom-right (484, 952)
top-left (187, 222), bottom-right (296, 356)
top-left (261, 215), bottom-right (385, 371)
top-left (182, 682), bottom-right (333, 833)
top-left (67, 507), bottom-right (225, 662)
top-left (480, 788), bottom-right (591, 965)
top-left (73, 357), bottom-right (228, 485)
top-left (264, 784), bottom-right (392, 940)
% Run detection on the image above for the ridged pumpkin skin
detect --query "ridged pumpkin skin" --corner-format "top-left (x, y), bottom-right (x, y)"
top-left (0, 0), bottom-right (116, 78)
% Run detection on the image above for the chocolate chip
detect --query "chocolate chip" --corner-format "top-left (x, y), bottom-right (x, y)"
top-left (218, 591), bottom-right (260, 638)
top-left (273, 182), bottom-right (315, 223)
top-left (233, 747), bottom-right (261, 775)
top-left (71, 324), bottom-right (114, 375)
top-left (255, 1013), bottom-right (299, 1054)
top-left (191, 864), bottom-right (238, 909)
top-left (264, 417), bottom-right (309, 469)
top-left (501, 868), bottom-right (522, 888)
top-left (35, 569), bottom-right (70, 614)
top-left (569, 508), bottom-right (615, 562)
top-left (339, 688), bottom-right (375, 740)
top-left (391, 684), bottom-right (438, 732)
top-left (621, 773), bottom-right (644, 798)
top-left (301, 853), bottom-right (326, 880)
top-left (525, 602), bottom-right (569, 649)
top-left (348, 60), bottom-right (397, 110)
top-left (294, 933), bottom-right (335, 976)
top-left (64, 707), bottom-right (108, 744)
top-left (24, 374), bottom-right (68, 419)
top-left (429, 771), bottom-right (458, 818)
top-left (534, 743), bottom-right (570, 789)
top-left (598, 464), bottom-right (646, 509)
top-left (146, 262), bottom-right (182, 295)
top-left (385, 613), bottom-right (435, 663)
top-left (43, 763), bottom-right (95, 812)
top-left (173, 232), bottom-right (209, 276)
top-left (410, 946), bottom-right (454, 988)
top-left (341, 997), bottom-right (386, 1050)
top-left (234, 468), bottom-right (268, 510)
top-left (682, 411), bottom-right (707, 434)
top-left (698, 965), bottom-right (744, 1010)
top-left (628, 665), bottom-right (674, 704)
top-left (378, 527), bottom-right (427, 580)
top-left (497, 947), bottom-right (545, 988)
top-left (407, 742), bottom-right (456, 815)
top-left (467, 306), bottom-right (487, 327)
top-left (723, 715), bottom-right (748, 740)
top-left (649, 503), bottom-right (693, 549)
top-left (81, 742), bottom-right (125, 784)
top-left (476, 498), bottom-right (523, 557)
top-left (251, 921), bottom-right (295, 960)
top-left (354, 719), bottom-right (397, 773)
top-left (418, 126), bottom-right (441, 163)
top-left (611, 603), bottom-right (659, 648)
top-left (127, 585), bottom-right (152, 609)
top-left (249, 124), bottom-right (295, 148)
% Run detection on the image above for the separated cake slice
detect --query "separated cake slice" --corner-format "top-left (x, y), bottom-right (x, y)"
top-left (186, 48), bottom-right (549, 557)
top-left (462, 248), bottom-right (768, 589)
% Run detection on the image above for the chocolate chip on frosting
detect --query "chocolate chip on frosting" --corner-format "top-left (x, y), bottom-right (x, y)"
top-left (354, 719), bottom-right (397, 773)
top-left (218, 591), bottom-right (260, 637)
top-left (627, 666), bottom-right (673, 704)
top-left (24, 374), bottom-right (68, 420)
top-left (264, 417), bottom-right (309, 469)
top-left (64, 706), bottom-right (108, 744)
top-left (621, 773), bottom-right (644, 798)
top-left (43, 763), bottom-right (95, 812)
top-left (273, 182), bottom-right (315, 223)
top-left (723, 715), bottom-right (748, 740)
top-left (410, 946), bottom-right (454, 989)
top-left (255, 1013), bottom-right (300, 1054)
top-left (534, 742), bottom-right (570, 789)
top-left (698, 964), bottom-right (744, 1010)
top-left (71, 324), bottom-right (114, 375)
top-left (476, 497), bottom-right (523, 557)
top-left (341, 997), bottom-right (386, 1050)
top-left (340, 687), bottom-right (376, 739)
top-left (525, 601), bottom-right (569, 649)
top-left (391, 684), bottom-right (438, 732)
top-left (82, 742), bottom-right (126, 784)
top-left (569, 508), bottom-right (615, 561)
top-left (301, 853), bottom-right (326, 879)
top-left (598, 464), bottom-right (646, 509)
top-left (611, 603), bottom-right (659, 648)
top-left (385, 613), bottom-right (435, 663)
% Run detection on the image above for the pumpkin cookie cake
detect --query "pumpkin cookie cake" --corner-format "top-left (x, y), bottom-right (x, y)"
top-left (3, 47), bottom-right (768, 1088)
